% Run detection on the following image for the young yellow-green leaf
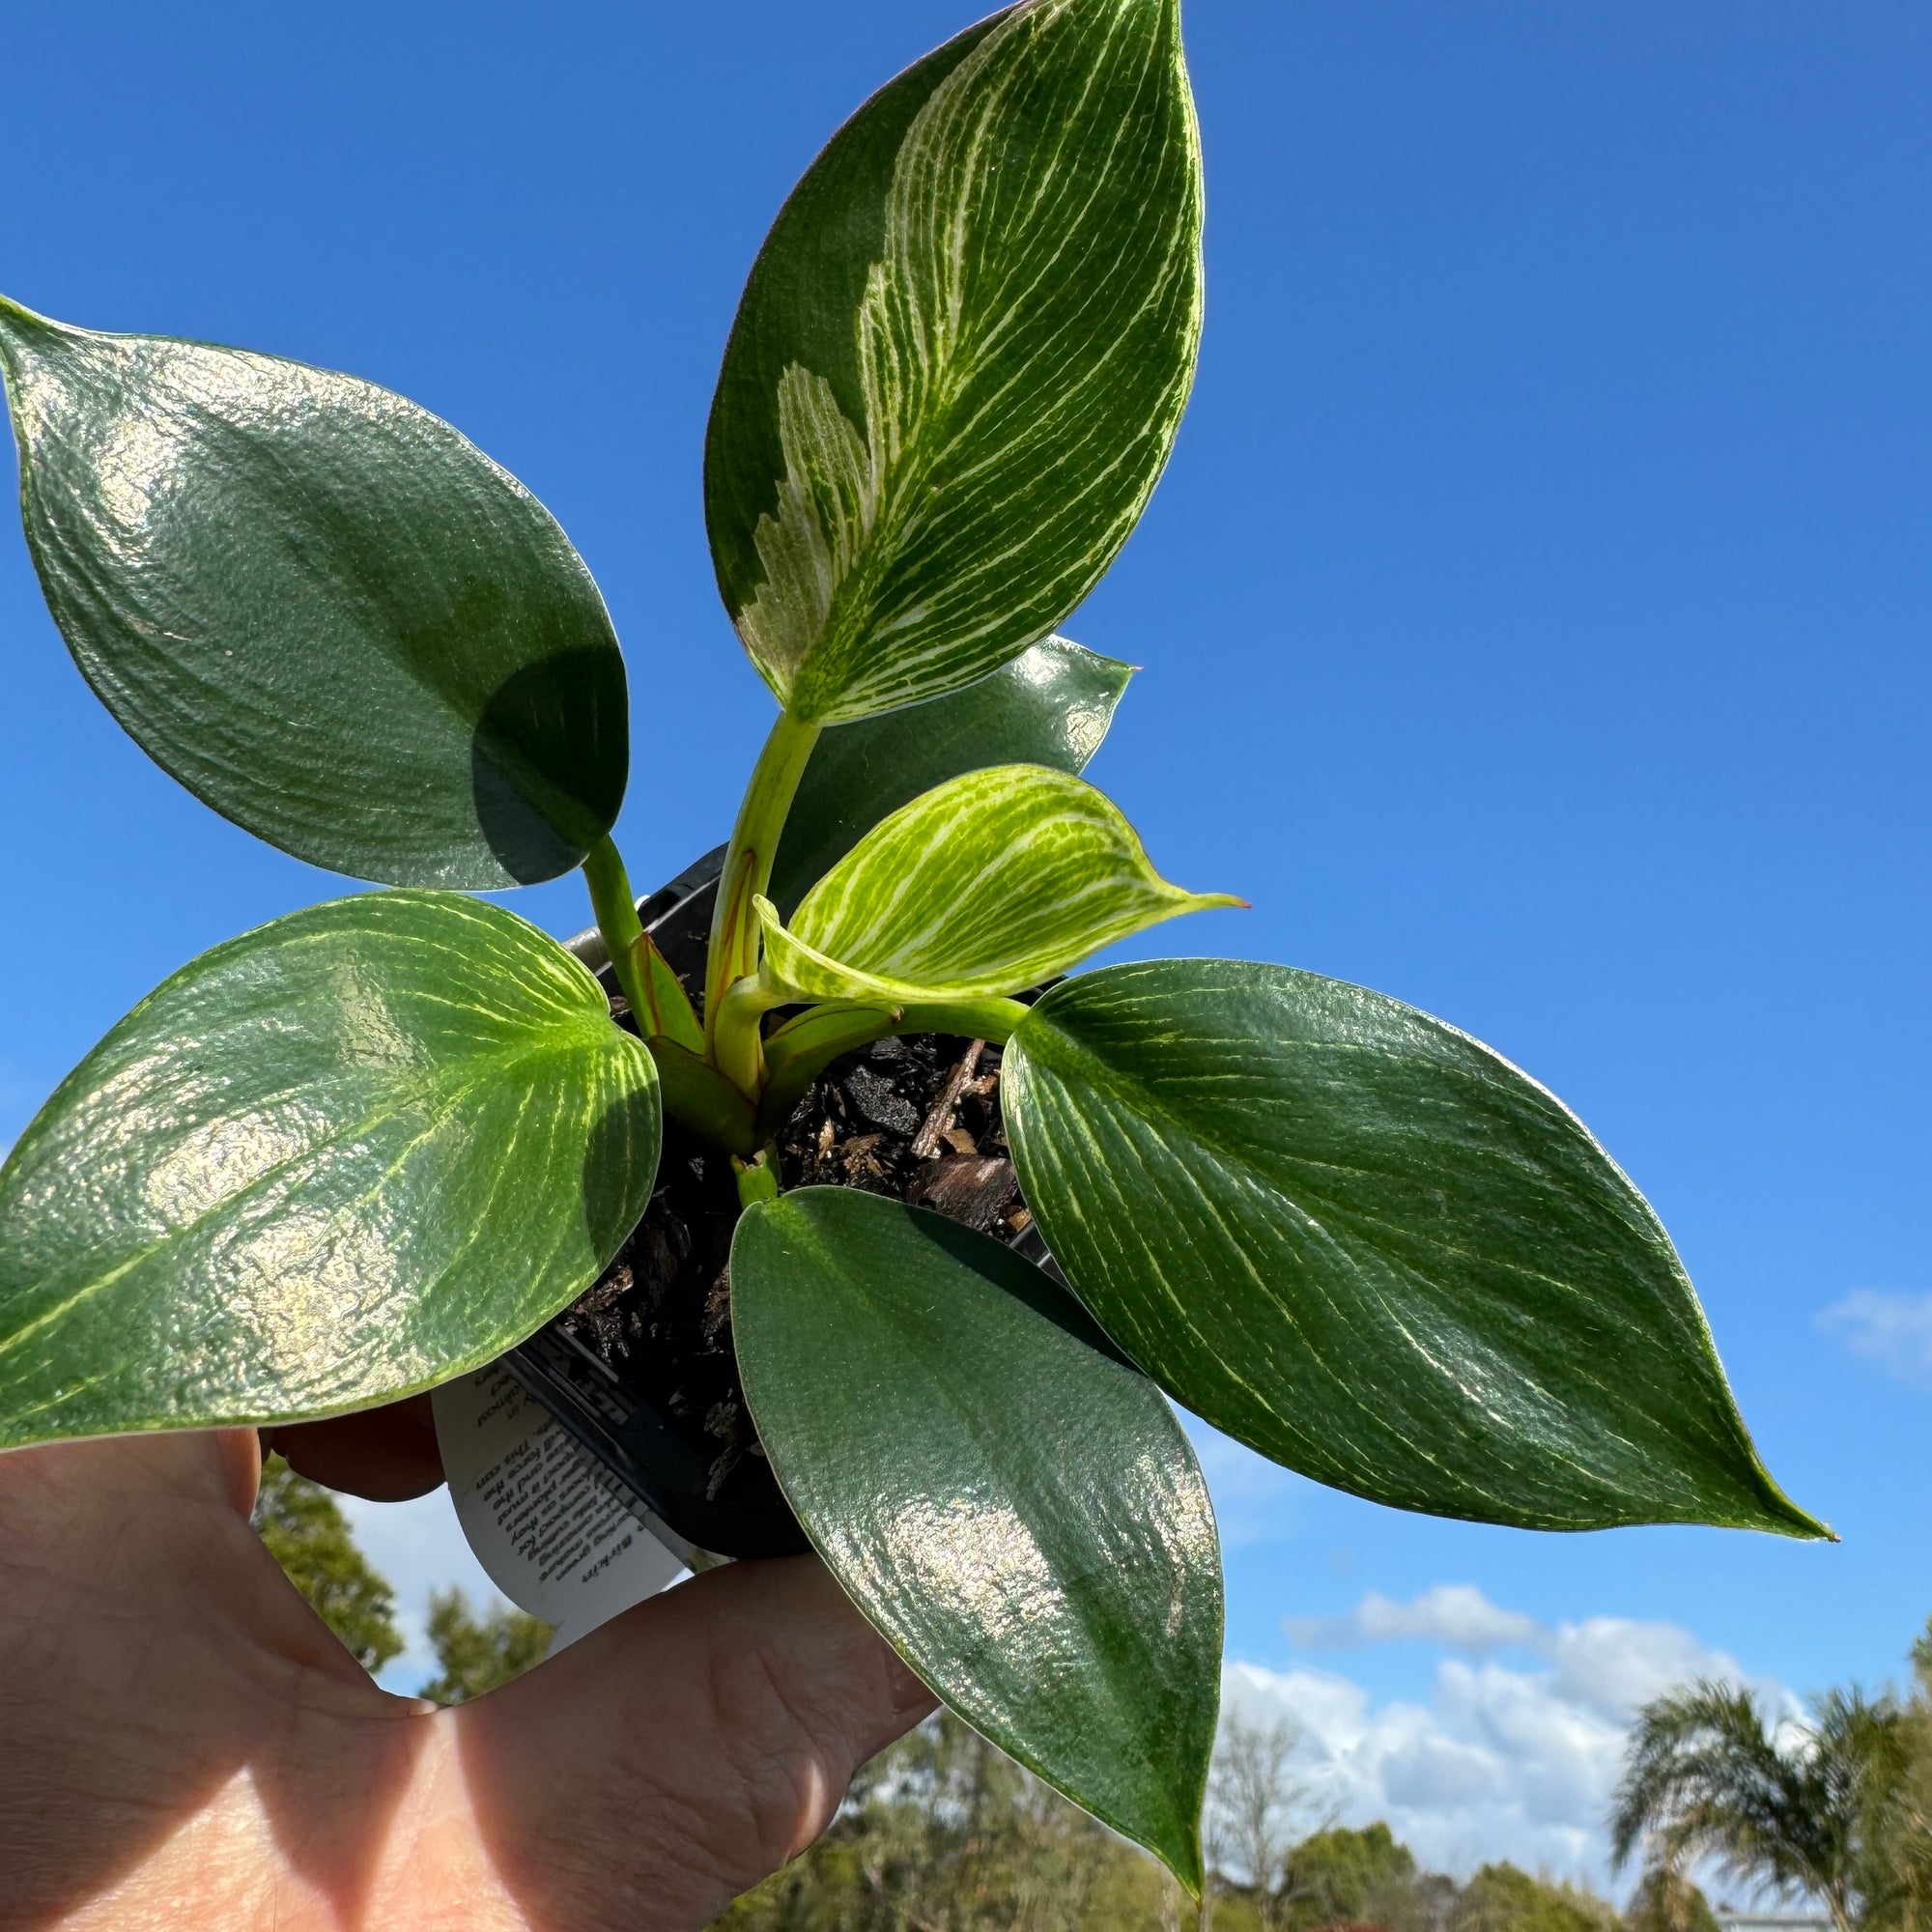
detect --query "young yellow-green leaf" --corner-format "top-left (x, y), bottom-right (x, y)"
top-left (0, 298), bottom-right (627, 888)
top-left (1003, 961), bottom-right (1828, 1538)
top-left (732, 1188), bottom-right (1219, 1895)
top-left (768, 636), bottom-right (1134, 918)
top-left (0, 895), bottom-right (658, 1448)
top-left (631, 931), bottom-right (706, 1055)
top-left (705, 0), bottom-right (1202, 724)
top-left (754, 764), bottom-right (1237, 1005)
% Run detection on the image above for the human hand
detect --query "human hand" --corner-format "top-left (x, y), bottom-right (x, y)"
top-left (0, 1421), bottom-right (935, 1930)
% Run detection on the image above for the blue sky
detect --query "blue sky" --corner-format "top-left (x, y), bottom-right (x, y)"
top-left (4, 0), bottom-right (1929, 1886)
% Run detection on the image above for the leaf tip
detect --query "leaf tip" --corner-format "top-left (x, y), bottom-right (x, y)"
top-left (1768, 1495), bottom-right (1836, 1543)
top-left (0, 295), bottom-right (67, 353)
top-left (1733, 1460), bottom-right (1833, 1543)
top-left (1160, 1829), bottom-right (1208, 1905)
top-left (0, 296), bottom-right (56, 387)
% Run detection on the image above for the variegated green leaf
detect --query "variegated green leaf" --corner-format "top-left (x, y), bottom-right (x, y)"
top-left (754, 764), bottom-right (1238, 1005)
top-left (1003, 961), bottom-right (1828, 1538)
top-left (0, 895), bottom-right (659, 1446)
top-left (704, 0), bottom-right (1202, 724)
top-left (732, 1188), bottom-right (1219, 1894)
top-left (0, 299), bottom-right (627, 889)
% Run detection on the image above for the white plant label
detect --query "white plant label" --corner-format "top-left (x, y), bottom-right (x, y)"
top-left (433, 1364), bottom-right (698, 1646)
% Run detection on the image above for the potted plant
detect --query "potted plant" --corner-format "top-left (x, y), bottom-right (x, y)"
top-left (0, 0), bottom-right (1824, 1899)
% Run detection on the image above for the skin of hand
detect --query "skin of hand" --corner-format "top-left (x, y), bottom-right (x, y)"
top-left (0, 1414), bottom-right (936, 1931)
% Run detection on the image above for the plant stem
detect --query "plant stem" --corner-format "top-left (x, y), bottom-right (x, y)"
top-left (754, 997), bottom-right (1033, 1143)
top-left (582, 835), bottom-right (654, 1027)
top-left (733, 1148), bottom-right (781, 1209)
top-left (703, 710), bottom-right (821, 1057)
top-left (645, 1038), bottom-right (758, 1156)
top-left (712, 974), bottom-right (788, 1100)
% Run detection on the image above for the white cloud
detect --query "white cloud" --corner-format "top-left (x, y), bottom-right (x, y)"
top-left (1819, 1289), bottom-right (1932, 1389)
top-left (1226, 1586), bottom-right (1779, 1888)
top-left (1286, 1584), bottom-right (1546, 1654)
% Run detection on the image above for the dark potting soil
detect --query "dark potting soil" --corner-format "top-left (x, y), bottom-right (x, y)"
top-left (556, 1027), bottom-right (1035, 1505)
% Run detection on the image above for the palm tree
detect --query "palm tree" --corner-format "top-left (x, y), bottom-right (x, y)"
top-left (1609, 1680), bottom-right (1904, 1932)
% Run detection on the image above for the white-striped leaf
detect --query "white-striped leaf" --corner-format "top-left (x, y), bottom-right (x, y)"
top-left (0, 894), bottom-right (659, 1447)
top-left (1003, 961), bottom-right (1828, 1538)
top-left (705, 0), bottom-right (1202, 724)
top-left (754, 764), bottom-right (1238, 1005)
top-left (733, 1189), bottom-right (1219, 1895)
top-left (0, 299), bottom-right (627, 889)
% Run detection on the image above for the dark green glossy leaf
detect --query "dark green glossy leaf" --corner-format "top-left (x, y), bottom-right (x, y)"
top-left (1004, 960), bottom-right (1827, 1538)
top-left (756, 766), bottom-right (1238, 1006)
top-left (769, 636), bottom-right (1133, 918)
top-left (0, 894), bottom-right (658, 1447)
top-left (732, 1188), bottom-right (1218, 1893)
top-left (705, 0), bottom-right (1201, 724)
top-left (0, 298), bottom-right (627, 888)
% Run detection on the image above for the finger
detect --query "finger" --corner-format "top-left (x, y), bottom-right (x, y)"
top-left (442, 1555), bottom-right (936, 1930)
top-left (215, 1425), bottom-right (265, 1517)
top-left (262, 1392), bottom-right (444, 1500)
top-left (0, 1430), bottom-right (402, 1926)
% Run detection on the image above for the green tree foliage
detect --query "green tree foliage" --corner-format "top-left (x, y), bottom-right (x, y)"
top-left (711, 1711), bottom-right (1644, 1932)
top-left (419, 1587), bottom-right (553, 1705)
top-left (715, 1711), bottom-right (1170, 1930)
top-left (1454, 1864), bottom-right (1622, 1932)
top-left (1609, 1680), bottom-right (1903, 1932)
top-left (250, 1452), bottom-right (404, 1674)
top-left (1862, 1621), bottom-right (1932, 1932)
top-left (1283, 1822), bottom-right (1427, 1932)
top-left (1622, 1868), bottom-right (1721, 1932)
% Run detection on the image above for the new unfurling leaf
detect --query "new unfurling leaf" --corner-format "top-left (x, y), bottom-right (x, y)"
top-left (769, 636), bottom-right (1133, 917)
top-left (754, 764), bottom-right (1239, 1006)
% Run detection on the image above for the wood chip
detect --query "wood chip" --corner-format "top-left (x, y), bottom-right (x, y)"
top-left (704, 1439), bottom-right (744, 1501)
top-left (700, 1266), bottom-right (732, 1348)
top-left (911, 1039), bottom-right (985, 1158)
top-left (906, 1153), bottom-right (1019, 1234)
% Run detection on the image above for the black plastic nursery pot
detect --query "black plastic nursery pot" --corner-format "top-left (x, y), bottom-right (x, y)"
top-left (502, 847), bottom-right (1059, 1563)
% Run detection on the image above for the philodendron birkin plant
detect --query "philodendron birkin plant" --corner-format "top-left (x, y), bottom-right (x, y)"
top-left (0, 0), bottom-right (1824, 1900)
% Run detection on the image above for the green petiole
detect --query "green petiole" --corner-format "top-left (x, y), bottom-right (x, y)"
top-left (582, 835), bottom-right (653, 1030)
top-left (702, 710), bottom-right (821, 1056)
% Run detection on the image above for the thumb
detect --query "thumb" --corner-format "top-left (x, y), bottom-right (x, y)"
top-left (445, 1554), bottom-right (936, 1932)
